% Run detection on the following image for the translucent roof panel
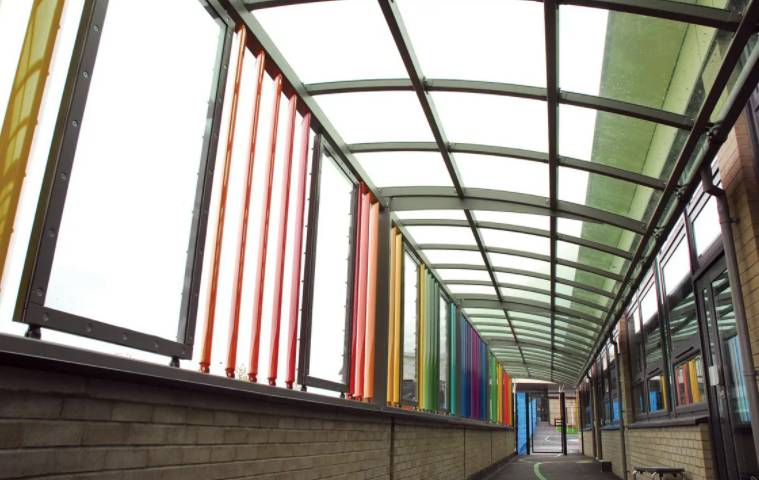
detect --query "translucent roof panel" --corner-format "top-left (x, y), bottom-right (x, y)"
top-left (463, 308), bottom-right (504, 317)
top-left (394, 209), bottom-right (466, 221)
top-left (254, 1), bottom-right (407, 83)
top-left (489, 253), bottom-right (550, 275)
top-left (561, 5), bottom-right (725, 115)
top-left (557, 241), bottom-right (627, 275)
top-left (355, 152), bottom-right (452, 188)
top-left (456, 153), bottom-right (549, 196)
top-left (557, 217), bottom-right (640, 252)
top-left (480, 229), bottom-right (550, 255)
top-left (559, 167), bottom-right (660, 222)
top-left (560, 104), bottom-right (686, 180)
top-left (433, 92), bottom-right (548, 152)
top-left (315, 92), bottom-right (433, 143)
top-left (396, 0), bottom-right (546, 86)
top-left (501, 288), bottom-right (551, 305)
top-left (436, 269), bottom-right (492, 282)
top-left (557, 265), bottom-right (618, 296)
top-left (423, 249), bottom-right (485, 266)
top-left (473, 211), bottom-right (550, 231)
top-left (446, 283), bottom-right (497, 296)
top-left (405, 226), bottom-right (476, 246)
top-left (496, 272), bottom-right (551, 291)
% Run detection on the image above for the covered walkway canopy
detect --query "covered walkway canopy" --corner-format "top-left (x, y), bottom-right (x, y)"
top-left (238, 0), bottom-right (759, 384)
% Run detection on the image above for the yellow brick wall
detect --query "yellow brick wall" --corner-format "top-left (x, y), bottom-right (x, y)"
top-left (626, 425), bottom-right (716, 480)
top-left (601, 429), bottom-right (623, 478)
top-left (717, 111), bottom-right (759, 377)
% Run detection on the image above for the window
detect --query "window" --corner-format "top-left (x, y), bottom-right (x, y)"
top-left (402, 251), bottom-right (418, 404)
top-left (674, 355), bottom-right (704, 406)
top-left (692, 196), bottom-right (721, 256)
top-left (647, 375), bottom-right (667, 412)
top-left (580, 380), bottom-right (593, 429)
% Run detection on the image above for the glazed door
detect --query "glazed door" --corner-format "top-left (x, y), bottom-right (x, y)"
top-left (697, 258), bottom-right (758, 480)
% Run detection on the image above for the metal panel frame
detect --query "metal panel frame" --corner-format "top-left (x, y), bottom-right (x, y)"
top-left (297, 137), bottom-right (357, 395)
top-left (14, 0), bottom-right (234, 361)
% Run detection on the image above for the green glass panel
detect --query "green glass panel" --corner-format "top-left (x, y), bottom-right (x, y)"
top-left (561, 6), bottom-right (728, 115)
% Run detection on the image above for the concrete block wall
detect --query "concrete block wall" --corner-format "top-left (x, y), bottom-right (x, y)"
top-left (626, 425), bottom-right (715, 480)
top-left (600, 429), bottom-right (623, 478)
top-left (0, 364), bottom-right (515, 480)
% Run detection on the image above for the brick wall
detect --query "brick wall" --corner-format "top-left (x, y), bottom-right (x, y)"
top-left (717, 109), bottom-right (759, 376)
top-left (581, 429), bottom-right (594, 457)
top-left (0, 363), bottom-right (514, 480)
top-left (626, 425), bottom-right (715, 480)
top-left (600, 429), bottom-right (623, 478)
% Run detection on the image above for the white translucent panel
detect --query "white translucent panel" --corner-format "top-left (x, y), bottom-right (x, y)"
top-left (501, 288), bottom-right (551, 304)
top-left (557, 217), bottom-right (584, 237)
top-left (422, 249), bottom-right (485, 266)
top-left (555, 283), bottom-right (574, 296)
top-left (663, 237), bottom-right (691, 294)
top-left (489, 252), bottom-right (549, 274)
top-left (406, 226), bottom-right (476, 246)
top-left (397, 0), bottom-right (545, 86)
top-left (307, 154), bottom-right (353, 384)
top-left (692, 195), bottom-right (721, 255)
top-left (0, 1), bottom-right (33, 124)
top-left (559, 5), bottom-right (608, 97)
top-left (436, 269), bottom-right (492, 282)
top-left (640, 285), bottom-right (659, 324)
top-left (433, 92), bottom-right (548, 152)
top-left (446, 283), bottom-right (497, 296)
top-left (46, 0), bottom-right (223, 340)
top-left (456, 153), bottom-right (549, 196)
top-left (557, 240), bottom-right (580, 263)
top-left (439, 295), bottom-right (449, 408)
top-left (254, 0), bottom-right (406, 83)
top-left (0, 0), bottom-right (84, 339)
top-left (315, 91), bottom-right (433, 143)
top-left (559, 104), bottom-right (598, 164)
top-left (496, 273), bottom-right (550, 291)
top-left (394, 209), bottom-right (466, 220)
top-left (480, 229), bottom-right (549, 255)
top-left (354, 151), bottom-right (452, 187)
top-left (473, 210), bottom-right (550, 230)
top-left (558, 166), bottom-right (590, 205)
top-left (463, 308), bottom-right (504, 317)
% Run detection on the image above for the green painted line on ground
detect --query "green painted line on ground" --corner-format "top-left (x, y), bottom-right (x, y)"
top-left (533, 462), bottom-right (547, 480)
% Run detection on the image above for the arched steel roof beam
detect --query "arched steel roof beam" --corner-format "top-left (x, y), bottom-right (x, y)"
top-left (419, 243), bottom-right (624, 282)
top-left (306, 79), bottom-right (693, 131)
top-left (438, 263), bottom-right (616, 299)
top-left (402, 218), bottom-right (632, 261)
top-left (469, 314), bottom-right (601, 337)
top-left (243, 0), bottom-right (742, 31)
top-left (382, 186), bottom-right (647, 235)
top-left (445, 279), bottom-right (609, 312)
top-left (459, 296), bottom-right (603, 326)
top-left (349, 141), bottom-right (666, 191)
top-left (484, 334), bottom-right (593, 356)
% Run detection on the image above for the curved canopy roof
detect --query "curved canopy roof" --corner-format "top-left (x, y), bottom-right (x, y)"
top-left (238, 0), bottom-right (759, 384)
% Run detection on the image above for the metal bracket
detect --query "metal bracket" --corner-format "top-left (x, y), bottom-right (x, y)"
top-left (24, 325), bottom-right (41, 340)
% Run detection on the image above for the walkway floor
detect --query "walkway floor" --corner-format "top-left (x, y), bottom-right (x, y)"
top-left (485, 455), bottom-right (618, 480)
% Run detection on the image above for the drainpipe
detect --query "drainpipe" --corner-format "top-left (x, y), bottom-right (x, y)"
top-left (612, 338), bottom-right (628, 480)
top-left (700, 163), bottom-right (759, 465)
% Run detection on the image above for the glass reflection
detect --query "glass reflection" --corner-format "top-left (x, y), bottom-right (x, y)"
top-left (402, 252), bottom-right (418, 403)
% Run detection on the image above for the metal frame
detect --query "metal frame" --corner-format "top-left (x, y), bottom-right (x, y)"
top-left (297, 137), bottom-right (357, 394)
top-left (15, 0), bottom-right (234, 361)
top-left (230, 0), bottom-right (759, 386)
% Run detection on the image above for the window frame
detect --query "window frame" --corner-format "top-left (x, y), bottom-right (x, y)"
top-left (399, 243), bottom-right (420, 407)
top-left (298, 139), bottom-right (359, 393)
top-left (14, 0), bottom-right (234, 360)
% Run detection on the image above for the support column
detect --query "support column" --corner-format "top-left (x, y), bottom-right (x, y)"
top-left (371, 203), bottom-right (392, 406)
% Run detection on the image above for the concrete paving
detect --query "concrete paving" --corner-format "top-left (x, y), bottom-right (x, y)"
top-left (485, 454), bottom-right (618, 480)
